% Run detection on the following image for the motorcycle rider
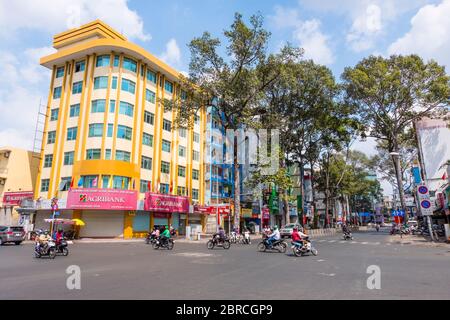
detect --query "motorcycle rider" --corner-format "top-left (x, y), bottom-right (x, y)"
top-left (37, 230), bottom-right (52, 253)
top-left (266, 225), bottom-right (280, 247)
top-left (55, 228), bottom-right (64, 245)
top-left (160, 226), bottom-right (171, 246)
top-left (213, 226), bottom-right (226, 243)
top-left (292, 227), bottom-right (309, 248)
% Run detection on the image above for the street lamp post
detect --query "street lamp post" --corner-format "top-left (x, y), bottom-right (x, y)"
top-left (389, 151), bottom-right (408, 224)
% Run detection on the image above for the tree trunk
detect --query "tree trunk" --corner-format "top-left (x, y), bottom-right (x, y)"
top-left (233, 134), bottom-right (241, 232)
top-left (310, 160), bottom-right (318, 229)
top-left (299, 160), bottom-right (305, 227)
top-left (392, 149), bottom-right (408, 223)
top-left (281, 157), bottom-right (290, 226)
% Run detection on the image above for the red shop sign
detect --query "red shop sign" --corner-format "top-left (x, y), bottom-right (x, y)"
top-left (2, 191), bottom-right (34, 206)
top-left (144, 192), bottom-right (189, 213)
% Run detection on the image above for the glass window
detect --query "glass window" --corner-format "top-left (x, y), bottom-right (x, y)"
top-left (56, 67), bottom-right (64, 78)
top-left (43, 154), bottom-right (53, 168)
top-left (145, 89), bottom-right (155, 103)
top-left (64, 151), bottom-right (74, 165)
top-left (75, 61), bottom-right (85, 73)
top-left (178, 166), bottom-right (186, 177)
top-left (192, 169), bottom-right (199, 180)
top-left (47, 131), bottom-right (56, 144)
top-left (177, 186), bottom-right (186, 196)
top-left (141, 156), bottom-right (152, 170)
top-left (72, 81), bottom-right (83, 94)
top-left (113, 176), bottom-right (130, 190)
top-left (192, 188), bottom-right (199, 200)
top-left (69, 104), bottom-right (80, 117)
top-left (60, 177), bottom-right (72, 191)
top-left (163, 119), bottom-right (171, 132)
top-left (142, 133), bottom-right (153, 147)
top-left (194, 132), bottom-right (200, 143)
top-left (147, 70), bottom-right (156, 83)
top-left (107, 124), bottom-right (113, 137)
top-left (91, 99), bottom-right (106, 113)
top-left (94, 76), bottom-right (108, 89)
top-left (162, 140), bottom-right (171, 152)
top-left (82, 175), bottom-right (99, 188)
top-left (112, 76), bottom-right (117, 89)
top-left (96, 55), bottom-right (110, 67)
top-left (86, 149), bottom-right (101, 160)
top-left (67, 127), bottom-right (77, 141)
top-left (123, 57), bottom-right (137, 72)
top-left (115, 150), bottom-right (131, 162)
top-left (109, 100), bottom-right (116, 113)
top-left (113, 55), bottom-right (120, 67)
top-left (105, 149), bottom-right (112, 160)
top-left (102, 175), bottom-right (111, 188)
top-left (193, 150), bottom-right (200, 161)
top-left (160, 183), bottom-right (169, 194)
top-left (88, 123), bottom-right (103, 137)
top-left (50, 109), bottom-right (59, 121)
top-left (165, 80), bottom-right (173, 93)
top-left (144, 111), bottom-right (154, 125)
top-left (121, 78), bottom-right (135, 94)
top-left (194, 114), bottom-right (200, 125)
top-left (179, 127), bottom-right (187, 138)
top-left (181, 90), bottom-right (187, 100)
top-left (117, 125), bottom-right (132, 140)
top-left (40, 179), bottom-right (50, 192)
top-left (140, 65), bottom-right (145, 77)
top-left (140, 180), bottom-right (151, 193)
top-left (119, 101), bottom-right (133, 117)
top-left (161, 161), bottom-right (170, 174)
top-left (178, 145), bottom-right (186, 157)
top-left (53, 86), bottom-right (62, 99)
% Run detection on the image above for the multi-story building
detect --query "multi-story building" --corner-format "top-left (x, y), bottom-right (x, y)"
top-left (0, 147), bottom-right (39, 229)
top-left (32, 20), bottom-right (208, 238)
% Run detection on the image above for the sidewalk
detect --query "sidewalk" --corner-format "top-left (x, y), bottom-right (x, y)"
top-left (388, 234), bottom-right (450, 248)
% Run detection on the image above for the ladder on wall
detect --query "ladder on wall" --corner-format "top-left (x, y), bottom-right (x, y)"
top-left (32, 99), bottom-right (47, 160)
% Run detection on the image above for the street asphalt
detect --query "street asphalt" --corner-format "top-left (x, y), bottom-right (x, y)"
top-left (1, 229), bottom-right (449, 300)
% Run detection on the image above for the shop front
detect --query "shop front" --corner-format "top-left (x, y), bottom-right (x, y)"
top-left (1, 191), bottom-right (34, 227)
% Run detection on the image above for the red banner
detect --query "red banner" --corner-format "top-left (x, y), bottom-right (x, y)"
top-left (67, 188), bottom-right (137, 210)
top-left (144, 192), bottom-right (189, 213)
top-left (2, 191), bottom-right (34, 206)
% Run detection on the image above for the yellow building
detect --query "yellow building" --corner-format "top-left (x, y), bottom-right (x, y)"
top-left (34, 20), bottom-right (207, 238)
top-left (0, 147), bottom-right (39, 228)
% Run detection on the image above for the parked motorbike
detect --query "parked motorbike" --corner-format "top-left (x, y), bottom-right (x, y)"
top-left (292, 237), bottom-right (318, 257)
top-left (152, 237), bottom-right (174, 250)
top-left (207, 234), bottom-right (231, 249)
top-left (343, 232), bottom-right (353, 240)
top-left (257, 238), bottom-right (287, 253)
top-left (34, 239), bottom-right (57, 259)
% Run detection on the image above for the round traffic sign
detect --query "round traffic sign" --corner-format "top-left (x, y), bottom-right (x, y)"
top-left (420, 199), bottom-right (431, 209)
top-left (418, 186), bottom-right (428, 194)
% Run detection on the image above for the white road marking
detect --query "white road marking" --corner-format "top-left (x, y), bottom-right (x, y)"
top-left (351, 241), bottom-right (358, 244)
top-left (318, 273), bottom-right (335, 277)
top-left (339, 241), bottom-right (347, 243)
top-left (372, 242), bottom-right (380, 245)
top-left (318, 240), bottom-right (326, 242)
top-left (175, 252), bottom-right (214, 258)
top-left (361, 242), bottom-right (368, 245)
top-left (316, 259), bottom-right (326, 262)
top-left (328, 240), bottom-right (336, 243)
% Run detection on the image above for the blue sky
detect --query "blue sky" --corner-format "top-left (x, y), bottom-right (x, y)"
top-left (1, 0), bottom-right (449, 195)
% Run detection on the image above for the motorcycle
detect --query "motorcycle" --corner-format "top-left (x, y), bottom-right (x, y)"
top-left (207, 234), bottom-right (231, 249)
top-left (239, 231), bottom-right (251, 245)
top-left (34, 239), bottom-right (57, 259)
top-left (55, 238), bottom-right (69, 256)
top-left (342, 232), bottom-right (353, 240)
top-left (152, 237), bottom-right (174, 250)
top-left (229, 232), bottom-right (239, 244)
top-left (375, 224), bottom-right (380, 232)
top-left (292, 237), bottom-right (318, 257)
top-left (257, 237), bottom-right (287, 253)
top-left (145, 232), bottom-right (157, 245)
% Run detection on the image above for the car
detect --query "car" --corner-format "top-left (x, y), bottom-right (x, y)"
top-left (0, 226), bottom-right (26, 245)
top-left (280, 223), bottom-right (303, 238)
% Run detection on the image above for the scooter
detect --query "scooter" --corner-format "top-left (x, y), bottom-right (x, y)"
top-left (34, 239), bottom-right (57, 259)
top-left (343, 232), bottom-right (353, 240)
top-left (292, 237), bottom-right (318, 257)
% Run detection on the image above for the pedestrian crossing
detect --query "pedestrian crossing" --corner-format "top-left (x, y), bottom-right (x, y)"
top-left (315, 239), bottom-right (394, 246)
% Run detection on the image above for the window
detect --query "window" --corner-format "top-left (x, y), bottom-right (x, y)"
top-left (163, 119), bottom-right (172, 132)
top-left (102, 175), bottom-right (111, 188)
top-left (177, 186), bottom-right (186, 196)
top-left (75, 61), bottom-right (85, 73)
top-left (178, 145), bottom-right (186, 157)
top-left (121, 78), bottom-right (135, 94)
top-left (112, 76), bottom-right (117, 89)
top-left (194, 132), bottom-right (200, 143)
top-left (161, 161), bottom-right (170, 174)
top-left (142, 133), bottom-right (153, 147)
top-left (165, 80), bottom-right (173, 93)
top-left (56, 67), bottom-right (64, 78)
top-left (64, 151), bottom-right (74, 165)
top-left (144, 111), bottom-right (154, 125)
top-left (72, 81), bottom-right (83, 94)
top-left (82, 175), bottom-right (99, 188)
top-left (119, 101), bottom-right (133, 117)
top-left (91, 99), bottom-right (106, 113)
top-left (47, 131), bottom-right (56, 144)
top-left (194, 114), bottom-right (200, 125)
top-left (86, 148), bottom-right (101, 160)
top-left (94, 76), bottom-right (108, 89)
top-left (43, 154), bottom-right (53, 168)
top-left (113, 55), bottom-right (120, 67)
top-left (192, 188), bottom-right (199, 200)
top-left (60, 177), bottom-right (72, 191)
top-left (107, 124), bottom-right (113, 137)
top-left (109, 100), bottom-right (116, 113)
top-left (141, 156), bottom-right (152, 170)
top-left (147, 69), bottom-right (156, 83)
top-left (69, 104), bottom-right (80, 117)
top-left (117, 125), bottom-right (132, 140)
top-left (53, 86), bottom-right (62, 99)
top-left (179, 127), bottom-right (187, 138)
top-left (105, 149), bottom-right (111, 160)
top-left (181, 90), bottom-right (187, 100)
top-left (192, 169), bottom-right (199, 180)
top-left (96, 55), bottom-right (110, 67)
top-left (50, 109), bottom-right (59, 121)
top-left (160, 183), bottom-right (169, 194)
top-left (140, 65), bottom-right (145, 77)
top-left (140, 180), bottom-right (151, 193)
top-left (145, 89), bottom-right (155, 103)
top-left (162, 140), bottom-right (171, 152)
top-left (67, 127), bottom-right (77, 141)
top-left (123, 57), bottom-right (137, 72)
top-left (192, 150), bottom-right (200, 161)
top-left (178, 166), bottom-right (186, 177)
top-left (113, 176), bottom-right (129, 190)
top-left (115, 150), bottom-right (131, 162)
top-left (88, 123), bottom-right (103, 137)
top-left (41, 179), bottom-right (50, 192)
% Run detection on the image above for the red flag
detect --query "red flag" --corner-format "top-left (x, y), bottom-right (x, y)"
top-left (70, 178), bottom-right (74, 189)
top-left (147, 181), bottom-right (151, 192)
top-left (442, 172), bottom-right (447, 180)
top-left (169, 183), bottom-right (173, 193)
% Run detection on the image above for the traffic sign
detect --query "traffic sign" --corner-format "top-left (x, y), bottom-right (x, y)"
top-left (420, 199), bottom-right (431, 209)
top-left (418, 185), bottom-right (428, 195)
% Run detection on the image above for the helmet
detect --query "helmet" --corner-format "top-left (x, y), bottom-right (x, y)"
top-left (44, 231), bottom-right (49, 235)
top-left (274, 225), bottom-right (278, 230)
top-left (293, 227), bottom-right (298, 231)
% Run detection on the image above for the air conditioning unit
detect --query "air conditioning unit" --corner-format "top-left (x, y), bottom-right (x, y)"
top-left (3, 151), bottom-right (10, 158)
top-left (0, 178), bottom-right (6, 185)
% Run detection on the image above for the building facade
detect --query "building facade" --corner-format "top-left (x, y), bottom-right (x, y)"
top-left (33, 20), bottom-right (208, 238)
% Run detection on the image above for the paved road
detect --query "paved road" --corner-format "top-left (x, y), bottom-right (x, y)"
top-left (1, 231), bottom-right (449, 299)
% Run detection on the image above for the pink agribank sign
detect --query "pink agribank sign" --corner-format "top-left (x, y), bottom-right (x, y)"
top-left (67, 188), bottom-right (137, 210)
top-left (144, 192), bottom-right (189, 213)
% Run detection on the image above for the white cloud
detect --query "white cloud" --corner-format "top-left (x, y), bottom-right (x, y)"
top-left (270, 6), bottom-right (334, 65)
top-left (0, 0), bottom-right (150, 41)
top-left (346, 4), bottom-right (382, 52)
top-left (160, 38), bottom-right (182, 66)
top-left (388, 0), bottom-right (450, 68)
